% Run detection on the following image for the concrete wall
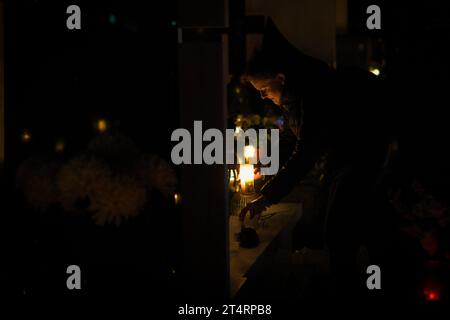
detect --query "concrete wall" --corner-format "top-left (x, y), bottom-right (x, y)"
top-left (177, 1), bottom-right (229, 300)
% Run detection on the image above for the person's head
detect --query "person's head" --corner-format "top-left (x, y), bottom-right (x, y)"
top-left (247, 73), bottom-right (285, 106)
top-left (244, 50), bottom-right (286, 106)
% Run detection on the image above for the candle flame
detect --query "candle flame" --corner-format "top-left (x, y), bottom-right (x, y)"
top-left (21, 130), bottom-right (31, 143)
top-left (239, 164), bottom-right (255, 193)
top-left (424, 288), bottom-right (440, 301)
top-left (174, 193), bottom-right (181, 205)
top-left (369, 67), bottom-right (380, 76)
top-left (55, 140), bottom-right (65, 153)
top-left (97, 119), bottom-right (108, 133)
top-left (244, 145), bottom-right (256, 159)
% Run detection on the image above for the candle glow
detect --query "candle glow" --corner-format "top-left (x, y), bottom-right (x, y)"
top-left (55, 140), bottom-right (65, 153)
top-left (244, 145), bottom-right (256, 159)
top-left (21, 130), bottom-right (31, 143)
top-left (369, 67), bottom-right (380, 76)
top-left (97, 119), bottom-right (108, 133)
top-left (239, 164), bottom-right (255, 193)
top-left (174, 193), bottom-right (181, 205)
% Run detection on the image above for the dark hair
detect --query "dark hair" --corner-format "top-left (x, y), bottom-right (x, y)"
top-left (244, 49), bottom-right (287, 80)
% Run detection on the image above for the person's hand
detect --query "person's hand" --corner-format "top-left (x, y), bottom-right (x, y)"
top-left (239, 195), bottom-right (271, 222)
top-left (254, 167), bottom-right (263, 181)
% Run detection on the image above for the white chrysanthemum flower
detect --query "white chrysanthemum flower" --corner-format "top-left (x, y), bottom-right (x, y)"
top-left (55, 136), bottom-right (178, 226)
top-left (135, 154), bottom-right (177, 198)
top-left (57, 156), bottom-right (111, 213)
top-left (90, 174), bottom-right (146, 226)
top-left (58, 155), bottom-right (147, 226)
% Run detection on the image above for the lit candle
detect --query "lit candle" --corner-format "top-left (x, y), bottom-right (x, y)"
top-left (55, 140), bottom-right (65, 153)
top-left (369, 67), bottom-right (380, 76)
top-left (96, 119), bottom-right (108, 133)
top-left (21, 130), bottom-right (31, 143)
top-left (174, 193), bottom-right (181, 205)
top-left (229, 169), bottom-right (235, 191)
top-left (244, 145), bottom-right (256, 163)
top-left (239, 164), bottom-right (255, 194)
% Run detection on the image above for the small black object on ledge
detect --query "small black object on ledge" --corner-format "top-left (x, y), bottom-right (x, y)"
top-left (238, 227), bottom-right (260, 248)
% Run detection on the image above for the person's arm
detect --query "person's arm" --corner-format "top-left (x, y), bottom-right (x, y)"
top-left (260, 99), bottom-right (330, 204)
top-left (260, 136), bottom-right (322, 204)
top-left (238, 117), bottom-right (328, 222)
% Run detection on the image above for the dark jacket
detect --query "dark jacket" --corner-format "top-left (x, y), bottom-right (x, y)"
top-left (260, 64), bottom-right (389, 204)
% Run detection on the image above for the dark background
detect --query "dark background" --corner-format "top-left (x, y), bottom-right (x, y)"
top-left (4, 0), bottom-right (181, 299)
top-left (5, 0), bottom-right (178, 164)
top-left (3, 0), bottom-right (450, 305)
